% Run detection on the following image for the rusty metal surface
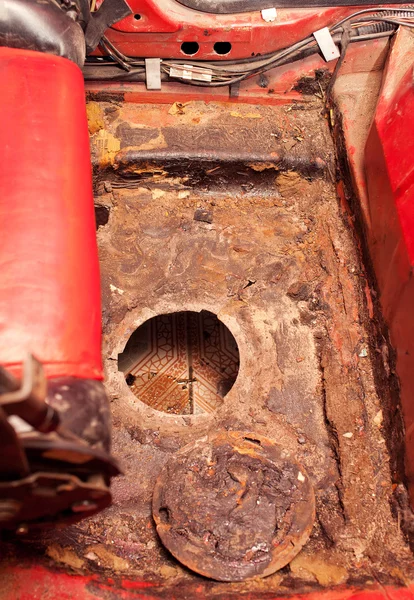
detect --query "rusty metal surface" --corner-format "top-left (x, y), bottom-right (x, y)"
top-left (0, 96), bottom-right (413, 597)
top-left (153, 431), bottom-right (315, 581)
top-left (83, 98), bottom-right (412, 590)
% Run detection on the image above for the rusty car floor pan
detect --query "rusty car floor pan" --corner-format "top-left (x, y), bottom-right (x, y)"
top-left (3, 98), bottom-right (412, 596)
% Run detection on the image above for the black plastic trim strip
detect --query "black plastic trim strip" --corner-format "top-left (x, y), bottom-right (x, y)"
top-left (175, 0), bottom-right (410, 14)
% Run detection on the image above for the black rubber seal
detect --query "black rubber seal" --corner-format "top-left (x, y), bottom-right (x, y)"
top-left (175, 0), bottom-right (410, 14)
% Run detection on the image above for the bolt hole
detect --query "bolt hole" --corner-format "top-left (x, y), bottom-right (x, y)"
top-left (159, 507), bottom-right (170, 523)
top-left (213, 42), bottom-right (232, 55)
top-left (181, 42), bottom-right (200, 56)
top-left (126, 373), bottom-right (136, 387)
top-left (134, 14), bottom-right (142, 20)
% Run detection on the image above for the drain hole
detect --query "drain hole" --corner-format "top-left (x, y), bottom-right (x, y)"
top-left (118, 311), bottom-right (240, 415)
top-left (133, 13), bottom-right (142, 20)
top-left (181, 42), bottom-right (199, 56)
top-left (95, 205), bottom-right (110, 229)
top-left (213, 42), bottom-right (232, 55)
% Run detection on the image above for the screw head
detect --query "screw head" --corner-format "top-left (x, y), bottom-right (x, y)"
top-left (16, 523), bottom-right (29, 535)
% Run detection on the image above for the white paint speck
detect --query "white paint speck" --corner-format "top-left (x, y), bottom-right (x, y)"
top-left (110, 284), bottom-right (124, 295)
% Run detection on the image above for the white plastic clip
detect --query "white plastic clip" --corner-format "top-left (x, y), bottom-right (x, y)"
top-left (169, 65), bottom-right (213, 83)
top-left (261, 7), bottom-right (277, 22)
top-left (313, 27), bottom-right (340, 62)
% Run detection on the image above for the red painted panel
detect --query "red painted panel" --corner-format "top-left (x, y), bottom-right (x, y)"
top-left (95, 0), bottom-right (383, 60)
top-left (0, 48), bottom-right (103, 380)
top-left (86, 38), bottom-right (389, 107)
top-left (364, 29), bottom-right (414, 502)
top-left (1, 564), bottom-right (414, 600)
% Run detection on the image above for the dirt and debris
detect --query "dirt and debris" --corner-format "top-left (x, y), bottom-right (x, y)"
top-left (1, 98), bottom-right (413, 597)
top-left (293, 69), bottom-right (331, 96)
top-left (193, 207), bottom-right (213, 224)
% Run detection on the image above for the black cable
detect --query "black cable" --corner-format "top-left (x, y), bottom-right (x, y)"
top-left (331, 6), bottom-right (414, 30)
top-left (325, 23), bottom-right (351, 103)
top-left (83, 31), bottom-right (394, 82)
top-left (100, 37), bottom-right (132, 70)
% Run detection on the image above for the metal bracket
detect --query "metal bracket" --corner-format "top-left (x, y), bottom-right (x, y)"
top-left (229, 82), bottom-right (241, 98)
top-left (145, 58), bottom-right (162, 90)
top-left (0, 355), bottom-right (58, 433)
top-left (0, 354), bottom-right (46, 406)
top-left (313, 27), bottom-right (340, 62)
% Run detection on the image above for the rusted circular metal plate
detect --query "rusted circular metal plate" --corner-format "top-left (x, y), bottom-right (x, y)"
top-left (153, 430), bottom-right (315, 581)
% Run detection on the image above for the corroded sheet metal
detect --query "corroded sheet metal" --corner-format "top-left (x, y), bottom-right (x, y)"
top-left (153, 431), bottom-right (314, 581)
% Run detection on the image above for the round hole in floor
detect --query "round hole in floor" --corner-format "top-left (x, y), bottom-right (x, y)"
top-left (213, 42), bottom-right (232, 55)
top-left (181, 41), bottom-right (200, 56)
top-left (118, 311), bottom-right (240, 415)
top-left (133, 13), bottom-right (142, 20)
